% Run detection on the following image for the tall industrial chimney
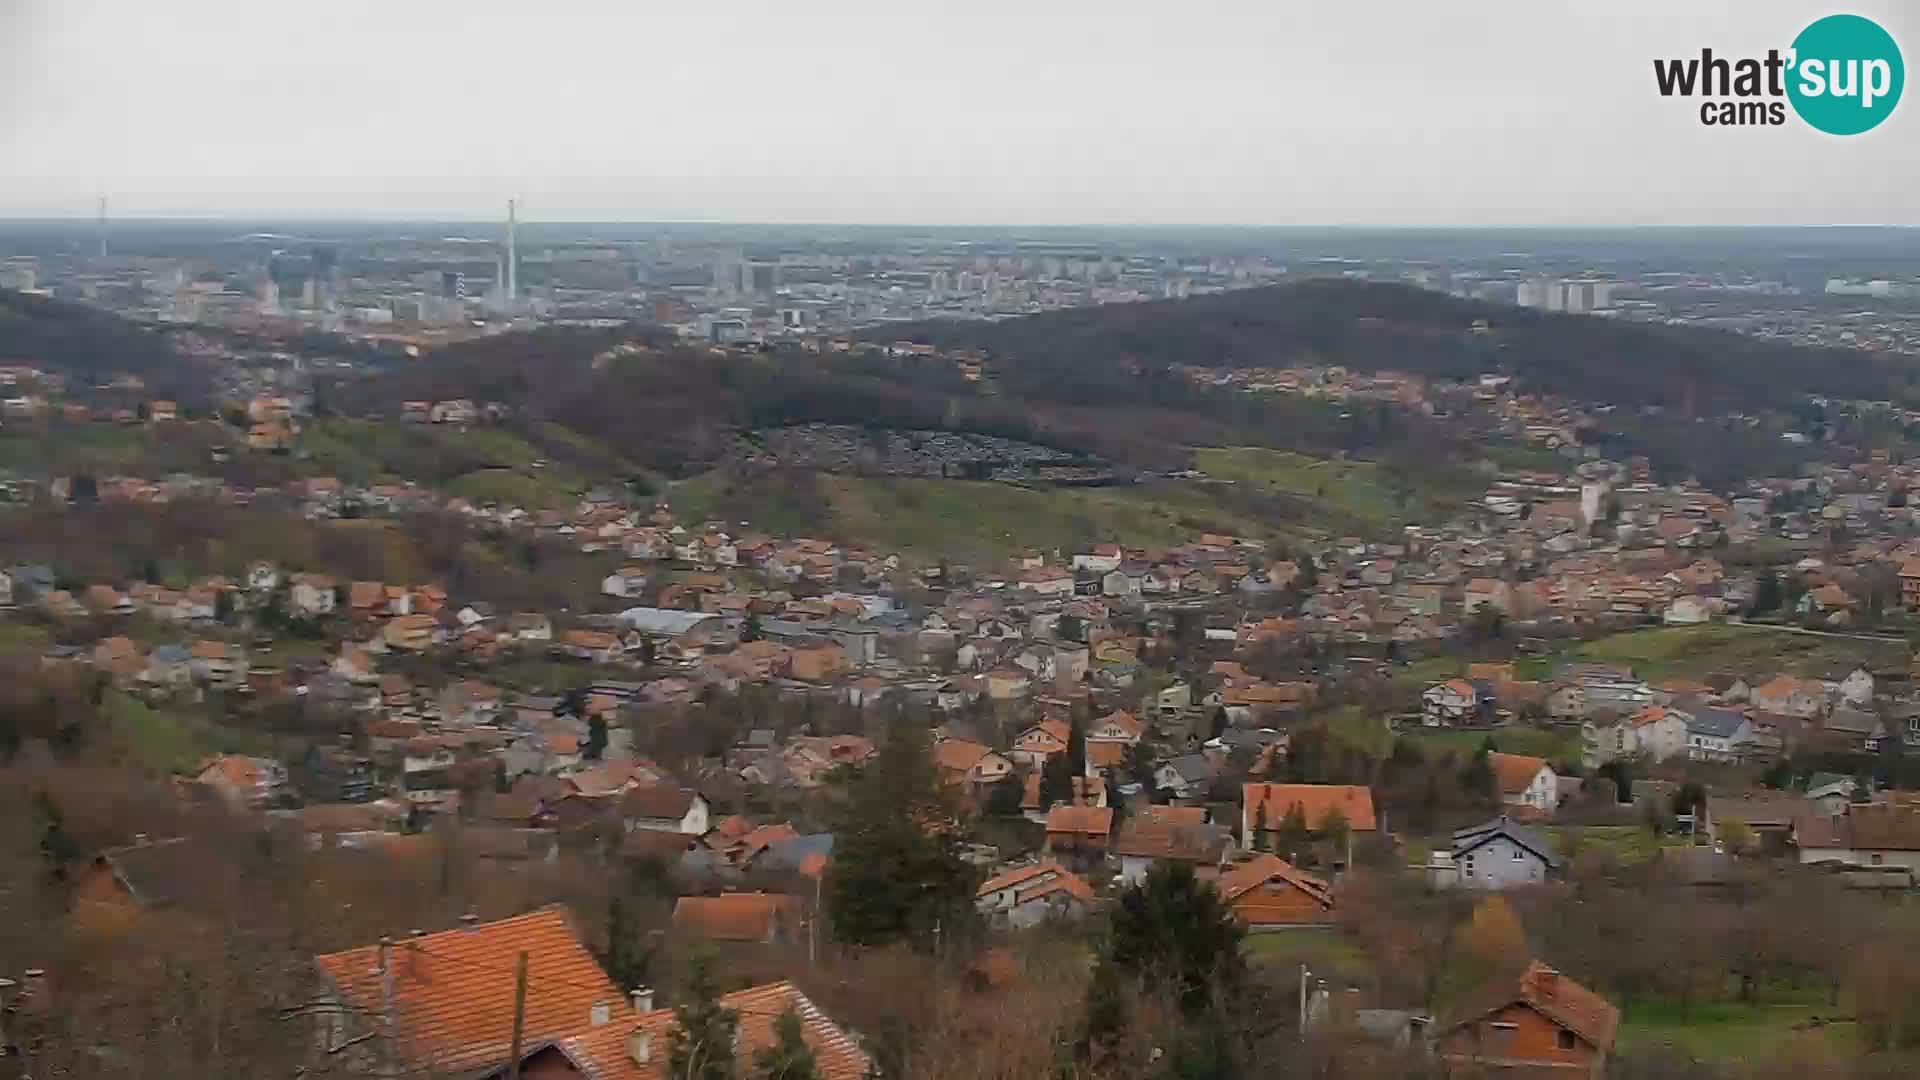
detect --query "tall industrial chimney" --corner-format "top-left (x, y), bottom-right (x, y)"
top-left (505, 198), bottom-right (519, 302)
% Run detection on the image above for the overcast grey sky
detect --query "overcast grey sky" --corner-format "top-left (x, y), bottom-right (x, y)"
top-left (1, 0), bottom-right (1914, 224)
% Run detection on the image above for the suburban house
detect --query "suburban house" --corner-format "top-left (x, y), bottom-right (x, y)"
top-left (1043, 805), bottom-right (1115, 859)
top-left (311, 907), bottom-right (628, 1077)
top-left (494, 980), bottom-right (870, 1080)
top-left (1748, 675), bottom-right (1825, 719)
top-left (1436, 961), bottom-right (1620, 1078)
top-left (194, 754), bottom-right (290, 809)
top-left (1686, 708), bottom-right (1753, 763)
top-left (69, 836), bottom-right (194, 928)
top-left (1216, 854), bottom-right (1335, 929)
top-left (1796, 803), bottom-right (1920, 874)
top-left (934, 738), bottom-right (1015, 790)
top-left (1241, 783), bottom-right (1378, 852)
top-left (1010, 719), bottom-right (1069, 768)
top-left (1489, 753), bottom-right (1557, 814)
top-left (620, 786), bottom-right (710, 835)
top-left (1153, 754), bottom-right (1216, 801)
top-left (974, 861), bottom-right (1096, 928)
top-left (1482, 753), bottom-right (1559, 810)
top-left (670, 893), bottom-right (798, 944)
top-left (1422, 679), bottom-right (1492, 727)
top-left (1111, 808), bottom-right (1231, 886)
top-left (1443, 816), bottom-right (1560, 889)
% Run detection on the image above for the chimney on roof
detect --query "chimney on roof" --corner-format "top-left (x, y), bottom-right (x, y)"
top-left (631, 986), bottom-right (655, 1012)
top-left (628, 1030), bottom-right (653, 1065)
top-left (591, 1001), bottom-right (612, 1027)
top-left (460, 912), bottom-right (481, 930)
top-left (410, 929), bottom-right (426, 938)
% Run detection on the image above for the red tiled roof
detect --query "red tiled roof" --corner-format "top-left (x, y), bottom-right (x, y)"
top-left (670, 893), bottom-right (796, 942)
top-left (314, 907), bottom-right (623, 1076)
top-left (1488, 752), bottom-right (1551, 797)
top-left (1443, 960), bottom-right (1620, 1054)
top-left (555, 980), bottom-right (870, 1080)
top-left (1044, 805), bottom-right (1114, 837)
top-left (1243, 783), bottom-right (1377, 831)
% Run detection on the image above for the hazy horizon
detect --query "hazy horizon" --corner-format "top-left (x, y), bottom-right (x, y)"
top-left (5, 0), bottom-right (1916, 227)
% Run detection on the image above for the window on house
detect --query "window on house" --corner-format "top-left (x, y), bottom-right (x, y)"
top-left (1557, 1029), bottom-right (1576, 1051)
top-left (1511, 848), bottom-right (1524, 860)
top-left (1872, 853), bottom-right (1885, 865)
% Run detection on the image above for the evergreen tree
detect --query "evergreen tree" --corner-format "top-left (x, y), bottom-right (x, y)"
top-left (1039, 751), bottom-right (1075, 810)
top-left (742, 613), bottom-right (764, 643)
top-left (1273, 802), bottom-right (1312, 863)
top-left (1108, 863), bottom-right (1245, 1018)
top-left (823, 711), bottom-right (976, 949)
top-left (35, 793), bottom-right (77, 883)
top-left (585, 714), bottom-right (608, 761)
top-left (1463, 741), bottom-right (1497, 803)
top-left (1751, 570), bottom-right (1783, 615)
top-left (752, 1007), bottom-right (819, 1080)
top-left (1251, 801), bottom-right (1269, 852)
top-left (1077, 953), bottom-right (1129, 1063)
top-left (493, 758), bottom-right (510, 794)
top-left (1067, 707), bottom-right (1088, 781)
top-left (1317, 805), bottom-right (1351, 863)
top-left (602, 890), bottom-right (649, 992)
top-left (668, 953), bottom-right (738, 1080)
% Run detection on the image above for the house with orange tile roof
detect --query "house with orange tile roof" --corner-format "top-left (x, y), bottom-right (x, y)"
top-left (313, 907), bottom-right (635, 1077)
top-left (932, 738), bottom-right (1014, 789)
top-left (1436, 961), bottom-right (1619, 1078)
top-left (1489, 752), bottom-right (1558, 814)
top-left (974, 860), bottom-right (1095, 928)
top-left (1010, 718), bottom-right (1069, 768)
top-left (1043, 804), bottom-right (1114, 860)
top-left (1241, 783), bottom-right (1377, 851)
top-left (194, 754), bottom-right (288, 809)
top-left (1217, 854), bottom-right (1334, 928)
top-left (670, 893), bottom-right (799, 944)
top-left (499, 980), bottom-right (871, 1080)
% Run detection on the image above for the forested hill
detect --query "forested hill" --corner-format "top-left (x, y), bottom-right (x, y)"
top-left (0, 289), bottom-right (209, 401)
top-left (880, 278), bottom-right (1917, 415)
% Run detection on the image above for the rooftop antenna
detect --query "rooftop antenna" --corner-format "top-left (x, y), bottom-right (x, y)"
top-left (96, 196), bottom-right (109, 260)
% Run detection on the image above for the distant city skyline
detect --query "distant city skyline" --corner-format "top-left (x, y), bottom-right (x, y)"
top-left (3, 1), bottom-right (1916, 226)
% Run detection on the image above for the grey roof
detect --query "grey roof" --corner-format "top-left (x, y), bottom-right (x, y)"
top-left (1450, 816), bottom-right (1560, 867)
top-left (755, 833), bottom-right (835, 871)
top-left (618, 607), bottom-right (724, 636)
top-left (1826, 706), bottom-right (1883, 737)
top-left (1688, 707), bottom-right (1750, 739)
top-left (1160, 754), bottom-right (1214, 784)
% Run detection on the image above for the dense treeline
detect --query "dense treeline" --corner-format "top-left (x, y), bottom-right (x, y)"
top-left (0, 288), bottom-right (212, 403)
top-left (882, 277), bottom-right (1920, 415)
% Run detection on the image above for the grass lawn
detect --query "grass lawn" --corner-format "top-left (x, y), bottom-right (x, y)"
top-left (1559, 624), bottom-right (1906, 682)
top-left (1323, 705), bottom-right (1395, 759)
top-left (104, 693), bottom-right (217, 773)
top-left (670, 470), bottom-right (1264, 562)
top-left (1616, 1000), bottom-right (1859, 1061)
top-left (0, 622), bottom-right (50, 656)
top-left (1401, 725), bottom-right (1583, 766)
top-left (1193, 446), bottom-right (1412, 536)
top-left (1244, 932), bottom-right (1373, 983)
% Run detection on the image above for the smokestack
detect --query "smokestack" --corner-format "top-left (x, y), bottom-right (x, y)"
top-left (505, 199), bottom-right (519, 302)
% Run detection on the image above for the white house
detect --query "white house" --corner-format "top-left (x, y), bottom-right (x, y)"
top-left (289, 575), bottom-right (337, 616)
top-left (1421, 679), bottom-right (1486, 727)
top-left (1072, 545), bottom-right (1124, 574)
top-left (1686, 708), bottom-right (1753, 763)
top-left (601, 567), bottom-right (651, 599)
top-left (1489, 753), bottom-right (1557, 814)
top-left (620, 786), bottom-right (710, 835)
top-left (1628, 705), bottom-right (1691, 763)
top-left (974, 861), bottom-right (1094, 929)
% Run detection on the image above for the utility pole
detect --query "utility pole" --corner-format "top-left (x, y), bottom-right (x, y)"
top-left (378, 937), bottom-right (396, 1077)
top-left (1298, 965), bottom-right (1311, 1044)
top-left (507, 951), bottom-right (529, 1080)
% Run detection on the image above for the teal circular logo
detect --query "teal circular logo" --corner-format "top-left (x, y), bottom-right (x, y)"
top-left (1787, 14), bottom-right (1903, 135)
